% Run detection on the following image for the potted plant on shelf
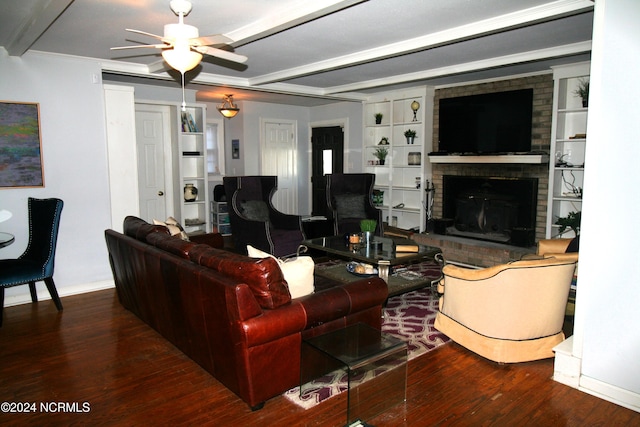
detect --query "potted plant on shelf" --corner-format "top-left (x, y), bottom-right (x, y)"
top-left (555, 210), bottom-right (581, 237)
top-left (373, 146), bottom-right (388, 165)
top-left (404, 129), bottom-right (417, 144)
top-left (374, 113), bottom-right (383, 124)
top-left (573, 78), bottom-right (589, 107)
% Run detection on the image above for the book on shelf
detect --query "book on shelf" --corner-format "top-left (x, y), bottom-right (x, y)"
top-left (180, 112), bottom-right (198, 132)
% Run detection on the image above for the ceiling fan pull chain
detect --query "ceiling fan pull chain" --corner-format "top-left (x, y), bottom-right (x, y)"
top-left (181, 72), bottom-right (187, 111)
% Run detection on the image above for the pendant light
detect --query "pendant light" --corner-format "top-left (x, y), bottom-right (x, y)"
top-left (217, 94), bottom-right (240, 118)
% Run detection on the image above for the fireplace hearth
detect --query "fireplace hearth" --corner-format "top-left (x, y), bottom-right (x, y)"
top-left (442, 176), bottom-right (537, 246)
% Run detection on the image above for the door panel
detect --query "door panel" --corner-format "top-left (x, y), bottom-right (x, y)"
top-left (135, 109), bottom-right (166, 222)
top-left (262, 121), bottom-right (297, 214)
top-left (311, 126), bottom-right (344, 216)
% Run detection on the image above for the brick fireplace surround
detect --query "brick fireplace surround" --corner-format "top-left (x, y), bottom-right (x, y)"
top-left (413, 74), bottom-right (553, 267)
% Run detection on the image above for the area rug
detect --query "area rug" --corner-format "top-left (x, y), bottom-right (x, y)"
top-left (283, 288), bottom-right (450, 409)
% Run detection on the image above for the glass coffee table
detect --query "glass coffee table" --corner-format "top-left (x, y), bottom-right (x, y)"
top-left (301, 323), bottom-right (407, 425)
top-left (303, 235), bottom-right (441, 282)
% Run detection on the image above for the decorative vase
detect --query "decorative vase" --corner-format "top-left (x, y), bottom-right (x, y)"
top-left (184, 183), bottom-right (198, 202)
top-left (362, 231), bottom-right (374, 246)
top-left (406, 136), bottom-right (415, 144)
top-left (375, 115), bottom-right (382, 124)
top-left (408, 152), bottom-right (421, 165)
top-left (582, 99), bottom-right (588, 108)
top-left (378, 159), bottom-right (385, 165)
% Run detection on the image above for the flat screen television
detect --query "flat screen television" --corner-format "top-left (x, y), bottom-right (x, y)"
top-left (437, 89), bottom-right (533, 154)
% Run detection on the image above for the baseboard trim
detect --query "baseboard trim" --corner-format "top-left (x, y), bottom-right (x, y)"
top-left (579, 375), bottom-right (640, 413)
top-left (3, 280), bottom-right (115, 307)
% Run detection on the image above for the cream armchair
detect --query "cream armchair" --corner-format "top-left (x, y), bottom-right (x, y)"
top-left (537, 237), bottom-right (579, 262)
top-left (434, 257), bottom-right (577, 363)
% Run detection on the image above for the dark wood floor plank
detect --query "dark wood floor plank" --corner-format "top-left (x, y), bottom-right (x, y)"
top-left (1, 289), bottom-right (638, 426)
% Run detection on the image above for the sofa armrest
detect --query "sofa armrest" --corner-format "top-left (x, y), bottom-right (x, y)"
top-left (297, 277), bottom-right (388, 328)
top-left (241, 303), bottom-right (307, 347)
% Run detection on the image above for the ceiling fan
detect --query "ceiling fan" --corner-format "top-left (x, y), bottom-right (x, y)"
top-left (111, 0), bottom-right (248, 72)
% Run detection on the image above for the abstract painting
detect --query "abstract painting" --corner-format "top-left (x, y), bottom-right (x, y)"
top-left (0, 101), bottom-right (44, 188)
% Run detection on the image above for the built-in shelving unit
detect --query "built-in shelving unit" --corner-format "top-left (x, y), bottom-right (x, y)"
top-left (546, 62), bottom-right (590, 239)
top-left (177, 104), bottom-right (210, 235)
top-left (363, 87), bottom-right (434, 232)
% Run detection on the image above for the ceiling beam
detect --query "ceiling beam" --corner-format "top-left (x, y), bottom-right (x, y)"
top-left (323, 41), bottom-right (592, 94)
top-left (248, 0), bottom-right (594, 86)
top-left (5, 0), bottom-right (74, 57)
top-left (225, 0), bottom-right (367, 46)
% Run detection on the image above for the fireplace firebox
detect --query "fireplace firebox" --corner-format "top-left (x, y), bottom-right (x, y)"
top-left (442, 176), bottom-right (537, 246)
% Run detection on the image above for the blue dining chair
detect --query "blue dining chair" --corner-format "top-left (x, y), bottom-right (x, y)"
top-left (0, 198), bottom-right (64, 326)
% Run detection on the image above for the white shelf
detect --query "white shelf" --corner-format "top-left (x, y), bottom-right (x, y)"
top-left (428, 154), bottom-right (549, 164)
top-left (546, 62), bottom-right (589, 239)
top-left (363, 87), bottom-right (433, 232)
top-left (178, 104), bottom-right (210, 234)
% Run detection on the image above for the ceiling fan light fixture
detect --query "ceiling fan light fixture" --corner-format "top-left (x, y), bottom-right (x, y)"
top-left (218, 94), bottom-right (240, 118)
top-left (162, 44), bottom-right (202, 73)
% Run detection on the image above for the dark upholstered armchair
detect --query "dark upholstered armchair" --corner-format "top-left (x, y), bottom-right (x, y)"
top-left (223, 176), bottom-right (305, 257)
top-left (0, 198), bottom-right (64, 326)
top-left (326, 173), bottom-right (383, 236)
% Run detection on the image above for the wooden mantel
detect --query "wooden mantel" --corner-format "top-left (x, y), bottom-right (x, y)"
top-left (428, 154), bottom-right (549, 164)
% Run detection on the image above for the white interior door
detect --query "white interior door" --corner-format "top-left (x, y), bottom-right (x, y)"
top-left (135, 107), bottom-right (168, 222)
top-left (261, 120), bottom-right (297, 214)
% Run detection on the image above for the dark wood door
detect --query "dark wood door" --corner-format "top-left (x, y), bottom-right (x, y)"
top-left (311, 126), bottom-right (344, 216)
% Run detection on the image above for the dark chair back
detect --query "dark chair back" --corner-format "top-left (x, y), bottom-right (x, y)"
top-left (223, 176), bottom-right (304, 256)
top-left (20, 198), bottom-right (64, 278)
top-left (326, 173), bottom-right (383, 236)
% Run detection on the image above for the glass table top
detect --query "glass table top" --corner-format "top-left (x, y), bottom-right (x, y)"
top-left (0, 232), bottom-right (15, 248)
top-left (303, 235), bottom-right (440, 267)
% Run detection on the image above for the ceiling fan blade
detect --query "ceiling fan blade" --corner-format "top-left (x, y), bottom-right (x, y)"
top-left (194, 34), bottom-right (233, 46)
top-left (111, 44), bottom-right (167, 51)
top-left (125, 28), bottom-right (165, 41)
top-left (195, 46), bottom-right (248, 64)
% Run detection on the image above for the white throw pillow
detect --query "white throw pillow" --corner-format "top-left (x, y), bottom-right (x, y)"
top-left (153, 217), bottom-right (190, 241)
top-left (247, 245), bottom-right (315, 298)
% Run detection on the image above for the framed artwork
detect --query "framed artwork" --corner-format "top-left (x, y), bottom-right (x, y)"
top-left (232, 139), bottom-right (240, 159)
top-left (0, 101), bottom-right (44, 188)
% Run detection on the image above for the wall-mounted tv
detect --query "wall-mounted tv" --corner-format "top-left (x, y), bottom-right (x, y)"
top-left (438, 89), bottom-right (533, 154)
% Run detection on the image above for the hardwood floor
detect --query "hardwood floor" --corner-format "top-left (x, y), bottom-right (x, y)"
top-left (1, 289), bottom-right (638, 426)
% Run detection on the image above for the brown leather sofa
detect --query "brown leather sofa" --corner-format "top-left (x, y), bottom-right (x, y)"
top-left (105, 216), bottom-right (388, 409)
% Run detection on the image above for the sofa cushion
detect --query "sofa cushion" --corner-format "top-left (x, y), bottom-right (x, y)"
top-left (124, 216), bottom-right (168, 241)
top-left (334, 194), bottom-right (366, 219)
top-left (247, 245), bottom-right (314, 298)
top-left (146, 232), bottom-right (195, 259)
top-left (189, 246), bottom-right (291, 309)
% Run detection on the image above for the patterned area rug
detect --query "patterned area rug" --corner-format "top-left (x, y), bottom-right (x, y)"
top-left (283, 288), bottom-right (450, 409)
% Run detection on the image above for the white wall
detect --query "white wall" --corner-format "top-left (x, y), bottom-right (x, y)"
top-left (572, 0), bottom-right (640, 409)
top-left (0, 50), bottom-right (114, 303)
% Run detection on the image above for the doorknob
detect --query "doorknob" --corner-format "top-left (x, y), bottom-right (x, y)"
top-left (158, 191), bottom-right (164, 196)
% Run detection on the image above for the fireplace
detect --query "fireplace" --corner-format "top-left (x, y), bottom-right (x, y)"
top-left (442, 176), bottom-right (537, 246)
